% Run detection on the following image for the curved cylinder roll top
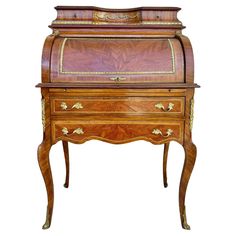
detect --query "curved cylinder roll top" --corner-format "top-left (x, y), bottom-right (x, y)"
top-left (49, 37), bottom-right (184, 83)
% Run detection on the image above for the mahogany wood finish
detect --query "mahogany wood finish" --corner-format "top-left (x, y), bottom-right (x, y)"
top-left (51, 97), bottom-right (184, 116)
top-left (163, 142), bottom-right (170, 188)
top-left (62, 141), bottom-right (70, 188)
top-left (38, 140), bottom-right (53, 229)
top-left (51, 37), bottom-right (184, 83)
top-left (52, 121), bottom-right (183, 144)
top-left (37, 6), bottom-right (199, 230)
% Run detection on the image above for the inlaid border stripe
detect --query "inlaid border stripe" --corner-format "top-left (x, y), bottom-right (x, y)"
top-left (59, 38), bottom-right (176, 75)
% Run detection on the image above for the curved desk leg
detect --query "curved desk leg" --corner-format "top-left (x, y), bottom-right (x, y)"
top-left (163, 142), bottom-right (170, 188)
top-left (62, 141), bottom-right (70, 188)
top-left (38, 140), bottom-right (53, 230)
top-left (179, 142), bottom-right (197, 230)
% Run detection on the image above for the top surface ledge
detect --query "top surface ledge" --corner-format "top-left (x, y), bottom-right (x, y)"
top-left (55, 6), bottom-right (181, 11)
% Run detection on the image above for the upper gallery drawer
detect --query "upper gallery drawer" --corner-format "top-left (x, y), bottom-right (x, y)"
top-left (50, 37), bottom-right (184, 83)
top-left (51, 97), bottom-right (184, 116)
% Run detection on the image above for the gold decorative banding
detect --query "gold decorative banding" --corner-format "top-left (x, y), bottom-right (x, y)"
top-left (52, 20), bottom-right (182, 25)
top-left (190, 99), bottom-right (194, 131)
top-left (41, 98), bottom-right (45, 131)
top-left (59, 38), bottom-right (176, 76)
top-left (169, 38), bottom-right (176, 73)
top-left (143, 21), bottom-right (182, 25)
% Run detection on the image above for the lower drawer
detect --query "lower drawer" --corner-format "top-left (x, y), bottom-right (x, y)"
top-left (51, 120), bottom-right (184, 144)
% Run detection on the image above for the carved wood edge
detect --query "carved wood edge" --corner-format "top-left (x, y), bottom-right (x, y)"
top-left (36, 83), bottom-right (200, 88)
top-left (175, 34), bottom-right (194, 84)
top-left (55, 6), bottom-right (181, 11)
top-left (51, 136), bottom-right (183, 146)
top-left (41, 34), bottom-right (58, 83)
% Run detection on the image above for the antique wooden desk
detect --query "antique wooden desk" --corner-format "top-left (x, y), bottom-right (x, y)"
top-left (37, 6), bottom-right (199, 230)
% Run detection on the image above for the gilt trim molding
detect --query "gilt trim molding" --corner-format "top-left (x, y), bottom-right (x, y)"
top-left (190, 99), bottom-right (194, 131)
top-left (52, 20), bottom-right (182, 25)
top-left (59, 38), bottom-right (176, 76)
top-left (41, 98), bottom-right (46, 131)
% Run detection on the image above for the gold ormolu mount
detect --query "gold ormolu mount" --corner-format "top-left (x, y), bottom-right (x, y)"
top-left (42, 206), bottom-right (52, 229)
top-left (182, 206), bottom-right (191, 230)
top-left (41, 98), bottom-right (45, 131)
top-left (190, 98), bottom-right (194, 131)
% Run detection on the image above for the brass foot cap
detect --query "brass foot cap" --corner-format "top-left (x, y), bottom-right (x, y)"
top-left (42, 222), bottom-right (51, 230)
top-left (182, 223), bottom-right (191, 230)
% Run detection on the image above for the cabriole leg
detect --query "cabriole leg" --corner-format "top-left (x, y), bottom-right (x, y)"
top-left (62, 141), bottom-right (70, 188)
top-left (163, 142), bottom-right (170, 188)
top-left (38, 140), bottom-right (53, 229)
top-left (179, 142), bottom-right (197, 230)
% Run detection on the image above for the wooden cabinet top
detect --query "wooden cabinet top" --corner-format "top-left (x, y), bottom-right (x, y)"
top-left (37, 6), bottom-right (199, 89)
top-left (51, 6), bottom-right (183, 28)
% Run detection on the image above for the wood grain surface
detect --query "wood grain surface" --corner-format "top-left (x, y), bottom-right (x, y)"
top-left (51, 97), bottom-right (184, 116)
top-left (37, 6), bottom-right (199, 230)
top-left (50, 37), bottom-right (184, 83)
top-left (52, 120), bottom-right (183, 145)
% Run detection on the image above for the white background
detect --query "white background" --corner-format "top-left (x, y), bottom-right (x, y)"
top-left (0, 0), bottom-right (235, 235)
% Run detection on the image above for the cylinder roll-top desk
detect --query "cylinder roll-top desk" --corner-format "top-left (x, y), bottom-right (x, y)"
top-left (36, 6), bottom-right (199, 230)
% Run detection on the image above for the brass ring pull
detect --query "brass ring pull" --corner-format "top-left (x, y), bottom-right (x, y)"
top-left (155, 102), bottom-right (174, 112)
top-left (110, 77), bottom-right (126, 82)
top-left (62, 127), bottom-right (84, 136)
top-left (152, 128), bottom-right (173, 137)
top-left (60, 102), bottom-right (83, 110)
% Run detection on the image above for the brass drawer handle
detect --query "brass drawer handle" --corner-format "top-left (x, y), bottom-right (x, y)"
top-left (60, 102), bottom-right (83, 110)
top-left (152, 128), bottom-right (173, 137)
top-left (155, 102), bottom-right (174, 112)
top-left (62, 127), bottom-right (84, 136)
top-left (62, 127), bottom-right (69, 135)
top-left (110, 77), bottom-right (126, 82)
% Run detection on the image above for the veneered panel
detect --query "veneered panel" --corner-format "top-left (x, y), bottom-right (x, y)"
top-left (51, 97), bottom-right (184, 116)
top-left (50, 37), bottom-right (184, 83)
top-left (52, 120), bottom-right (184, 144)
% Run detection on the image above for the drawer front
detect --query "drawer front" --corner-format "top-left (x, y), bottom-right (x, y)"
top-left (51, 120), bottom-right (184, 144)
top-left (51, 97), bottom-right (184, 116)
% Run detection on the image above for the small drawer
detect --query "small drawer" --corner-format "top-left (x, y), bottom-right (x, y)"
top-left (51, 120), bottom-right (184, 144)
top-left (51, 97), bottom-right (184, 116)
